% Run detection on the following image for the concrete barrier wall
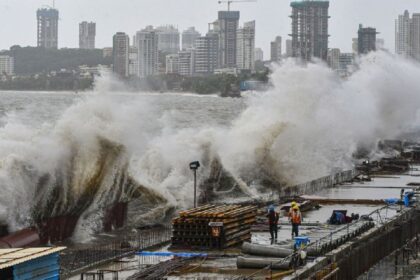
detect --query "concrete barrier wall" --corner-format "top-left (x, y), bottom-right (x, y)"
top-left (278, 169), bottom-right (358, 198)
top-left (335, 209), bottom-right (420, 280)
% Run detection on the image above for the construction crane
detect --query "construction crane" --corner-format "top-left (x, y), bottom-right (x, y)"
top-left (218, 0), bottom-right (257, 11)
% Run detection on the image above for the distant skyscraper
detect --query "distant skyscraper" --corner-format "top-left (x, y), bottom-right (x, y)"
top-left (156, 25), bottom-right (180, 54)
top-left (285, 39), bottom-right (293, 57)
top-left (395, 10), bottom-right (412, 57)
top-left (254, 48), bottom-right (263, 61)
top-left (358, 24), bottom-right (378, 54)
top-left (112, 32), bottom-right (130, 77)
top-left (178, 49), bottom-right (195, 76)
top-left (182, 27), bottom-right (201, 50)
top-left (37, 8), bottom-right (59, 49)
top-left (270, 36), bottom-right (282, 62)
top-left (396, 11), bottom-right (420, 61)
top-left (413, 14), bottom-right (420, 60)
top-left (136, 26), bottom-right (159, 78)
top-left (217, 11), bottom-right (240, 68)
top-left (0, 55), bottom-right (14, 75)
top-left (79, 22), bottom-right (96, 49)
top-left (194, 34), bottom-right (219, 75)
top-left (327, 48), bottom-right (340, 70)
top-left (290, 1), bottom-right (329, 61)
top-left (236, 21), bottom-right (255, 71)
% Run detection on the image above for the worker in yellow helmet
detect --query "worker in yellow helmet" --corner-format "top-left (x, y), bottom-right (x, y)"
top-left (288, 201), bottom-right (299, 220)
top-left (291, 205), bottom-right (302, 238)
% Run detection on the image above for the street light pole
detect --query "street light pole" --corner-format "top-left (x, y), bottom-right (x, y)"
top-left (193, 169), bottom-right (197, 208)
top-left (189, 161), bottom-right (200, 208)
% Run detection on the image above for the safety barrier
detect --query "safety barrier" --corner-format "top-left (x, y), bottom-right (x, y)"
top-left (60, 226), bottom-right (172, 278)
top-left (278, 169), bottom-right (358, 197)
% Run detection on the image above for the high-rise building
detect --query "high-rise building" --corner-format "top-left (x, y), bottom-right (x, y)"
top-left (112, 32), bottom-right (130, 77)
top-left (136, 26), bottom-right (159, 78)
top-left (128, 47), bottom-right (138, 77)
top-left (156, 25), bottom-right (180, 54)
top-left (395, 10), bottom-right (412, 57)
top-left (290, 1), bottom-right (329, 61)
top-left (270, 36), bottom-right (282, 62)
top-left (166, 54), bottom-right (179, 74)
top-left (285, 39), bottom-right (293, 57)
top-left (182, 27), bottom-right (201, 50)
top-left (236, 21), bottom-right (255, 71)
top-left (37, 8), bottom-right (59, 49)
top-left (395, 11), bottom-right (420, 61)
top-left (358, 24), bottom-right (378, 54)
top-left (217, 11), bottom-right (240, 68)
top-left (254, 48), bottom-right (264, 61)
top-left (413, 14), bottom-right (420, 60)
top-left (79, 22), bottom-right (96, 49)
top-left (0, 55), bottom-right (14, 75)
top-left (194, 34), bottom-right (219, 75)
top-left (178, 49), bottom-right (195, 76)
top-left (327, 48), bottom-right (340, 70)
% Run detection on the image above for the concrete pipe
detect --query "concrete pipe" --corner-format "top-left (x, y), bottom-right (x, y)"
top-left (242, 242), bottom-right (294, 258)
top-left (237, 256), bottom-right (291, 270)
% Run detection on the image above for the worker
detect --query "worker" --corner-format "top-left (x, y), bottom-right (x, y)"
top-left (290, 205), bottom-right (302, 238)
top-left (288, 201), bottom-right (299, 220)
top-left (267, 205), bottom-right (279, 244)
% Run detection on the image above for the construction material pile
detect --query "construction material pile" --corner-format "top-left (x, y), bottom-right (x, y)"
top-left (171, 204), bottom-right (257, 249)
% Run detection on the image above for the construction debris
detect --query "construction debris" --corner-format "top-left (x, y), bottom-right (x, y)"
top-left (171, 204), bottom-right (257, 249)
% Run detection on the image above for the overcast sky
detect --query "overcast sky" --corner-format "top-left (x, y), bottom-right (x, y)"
top-left (1, 0), bottom-right (419, 57)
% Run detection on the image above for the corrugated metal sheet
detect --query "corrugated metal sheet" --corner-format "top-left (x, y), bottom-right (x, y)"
top-left (13, 253), bottom-right (59, 280)
top-left (0, 247), bottom-right (65, 270)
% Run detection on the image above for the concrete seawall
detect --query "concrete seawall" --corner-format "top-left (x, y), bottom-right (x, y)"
top-left (279, 169), bottom-right (358, 198)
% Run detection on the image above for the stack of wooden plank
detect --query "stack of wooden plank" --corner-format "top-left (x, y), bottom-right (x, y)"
top-left (171, 204), bottom-right (257, 249)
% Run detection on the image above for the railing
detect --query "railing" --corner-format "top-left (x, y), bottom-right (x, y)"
top-left (60, 226), bottom-right (172, 278)
top-left (279, 169), bottom-right (358, 198)
top-left (233, 203), bottom-right (403, 280)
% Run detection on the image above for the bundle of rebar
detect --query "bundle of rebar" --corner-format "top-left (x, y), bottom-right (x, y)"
top-left (171, 204), bottom-right (257, 249)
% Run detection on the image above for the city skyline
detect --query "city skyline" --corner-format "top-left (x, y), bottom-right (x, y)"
top-left (1, 0), bottom-right (420, 55)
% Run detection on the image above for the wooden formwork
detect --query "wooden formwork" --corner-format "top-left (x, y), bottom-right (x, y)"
top-left (171, 204), bottom-right (257, 249)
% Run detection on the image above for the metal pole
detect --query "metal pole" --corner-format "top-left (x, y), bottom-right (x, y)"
top-left (194, 169), bottom-right (197, 208)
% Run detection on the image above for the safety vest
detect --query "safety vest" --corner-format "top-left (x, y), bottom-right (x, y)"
top-left (291, 211), bottom-right (302, 224)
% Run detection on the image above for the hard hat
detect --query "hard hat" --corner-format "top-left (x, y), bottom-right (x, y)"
top-left (291, 201), bottom-right (297, 206)
top-left (293, 205), bottom-right (299, 210)
top-left (268, 205), bottom-right (275, 212)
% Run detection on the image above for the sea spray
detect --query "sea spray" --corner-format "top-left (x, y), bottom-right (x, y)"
top-left (0, 52), bottom-right (419, 240)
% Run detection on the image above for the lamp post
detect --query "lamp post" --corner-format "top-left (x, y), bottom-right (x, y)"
top-left (189, 161), bottom-right (200, 208)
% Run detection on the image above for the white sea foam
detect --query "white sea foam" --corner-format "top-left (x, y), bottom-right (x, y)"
top-left (0, 52), bottom-right (419, 239)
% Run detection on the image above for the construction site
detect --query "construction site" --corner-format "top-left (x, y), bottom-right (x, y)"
top-left (1, 140), bottom-right (419, 279)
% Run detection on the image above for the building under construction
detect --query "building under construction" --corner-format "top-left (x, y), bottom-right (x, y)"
top-left (290, 0), bottom-right (330, 61)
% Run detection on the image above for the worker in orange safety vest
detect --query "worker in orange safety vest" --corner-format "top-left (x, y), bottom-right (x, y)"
top-left (290, 205), bottom-right (302, 238)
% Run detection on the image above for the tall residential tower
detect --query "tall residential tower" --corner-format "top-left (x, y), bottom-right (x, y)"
top-left (37, 8), bottom-right (59, 49)
top-left (236, 21), bottom-right (255, 71)
top-left (217, 11), bottom-right (240, 68)
top-left (112, 32), bottom-right (130, 77)
top-left (79, 22), bottom-right (96, 49)
top-left (270, 36), bottom-right (282, 62)
top-left (290, 1), bottom-right (329, 61)
top-left (136, 26), bottom-right (159, 78)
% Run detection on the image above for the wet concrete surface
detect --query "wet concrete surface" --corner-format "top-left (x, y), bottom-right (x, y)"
top-left (70, 168), bottom-right (420, 279)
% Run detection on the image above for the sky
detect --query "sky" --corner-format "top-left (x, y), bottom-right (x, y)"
top-left (0, 0), bottom-right (419, 57)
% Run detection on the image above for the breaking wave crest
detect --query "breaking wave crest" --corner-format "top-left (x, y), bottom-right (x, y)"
top-left (0, 51), bottom-right (420, 239)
